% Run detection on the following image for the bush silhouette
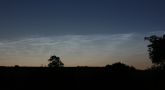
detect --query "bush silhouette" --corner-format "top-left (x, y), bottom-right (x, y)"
top-left (106, 62), bottom-right (135, 71)
top-left (48, 55), bottom-right (64, 67)
top-left (14, 65), bottom-right (19, 68)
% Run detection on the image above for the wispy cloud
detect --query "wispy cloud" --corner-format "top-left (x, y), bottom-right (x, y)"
top-left (0, 33), bottom-right (154, 69)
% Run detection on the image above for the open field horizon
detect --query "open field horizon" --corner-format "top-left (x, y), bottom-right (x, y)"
top-left (0, 67), bottom-right (164, 89)
top-left (0, 0), bottom-right (165, 89)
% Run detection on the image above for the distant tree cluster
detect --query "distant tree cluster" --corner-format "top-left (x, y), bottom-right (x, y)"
top-left (145, 35), bottom-right (165, 68)
top-left (48, 55), bottom-right (64, 67)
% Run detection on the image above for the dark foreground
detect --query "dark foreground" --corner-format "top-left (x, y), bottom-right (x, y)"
top-left (0, 67), bottom-right (164, 89)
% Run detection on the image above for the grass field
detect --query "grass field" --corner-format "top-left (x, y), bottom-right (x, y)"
top-left (0, 67), bottom-right (164, 89)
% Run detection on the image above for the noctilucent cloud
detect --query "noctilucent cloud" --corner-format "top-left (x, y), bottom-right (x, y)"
top-left (0, 0), bottom-right (165, 69)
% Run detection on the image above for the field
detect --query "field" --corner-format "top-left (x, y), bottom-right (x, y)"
top-left (0, 67), bottom-right (164, 89)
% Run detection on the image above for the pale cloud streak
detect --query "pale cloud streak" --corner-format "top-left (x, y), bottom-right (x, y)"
top-left (0, 33), bottom-right (154, 69)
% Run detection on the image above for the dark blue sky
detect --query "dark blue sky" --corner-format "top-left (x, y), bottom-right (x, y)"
top-left (0, 0), bottom-right (165, 39)
top-left (0, 0), bottom-right (165, 68)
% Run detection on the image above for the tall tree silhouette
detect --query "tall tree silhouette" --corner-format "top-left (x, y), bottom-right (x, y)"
top-left (145, 34), bottom-right (165, 66)
top-left (48, 55), bottom-right (64, 67)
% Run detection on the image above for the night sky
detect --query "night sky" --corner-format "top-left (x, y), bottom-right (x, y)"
top-left (0, 0), bottom-right (165, 69)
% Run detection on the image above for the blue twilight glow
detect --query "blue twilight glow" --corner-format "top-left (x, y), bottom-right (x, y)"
top-left (0, 0), bottom-right (165, 69)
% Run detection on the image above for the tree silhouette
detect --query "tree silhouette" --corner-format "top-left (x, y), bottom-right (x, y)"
top-left (48, 55), bottom-right (64, 67)
top-left (145, 34), bottom-right (165, 67)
